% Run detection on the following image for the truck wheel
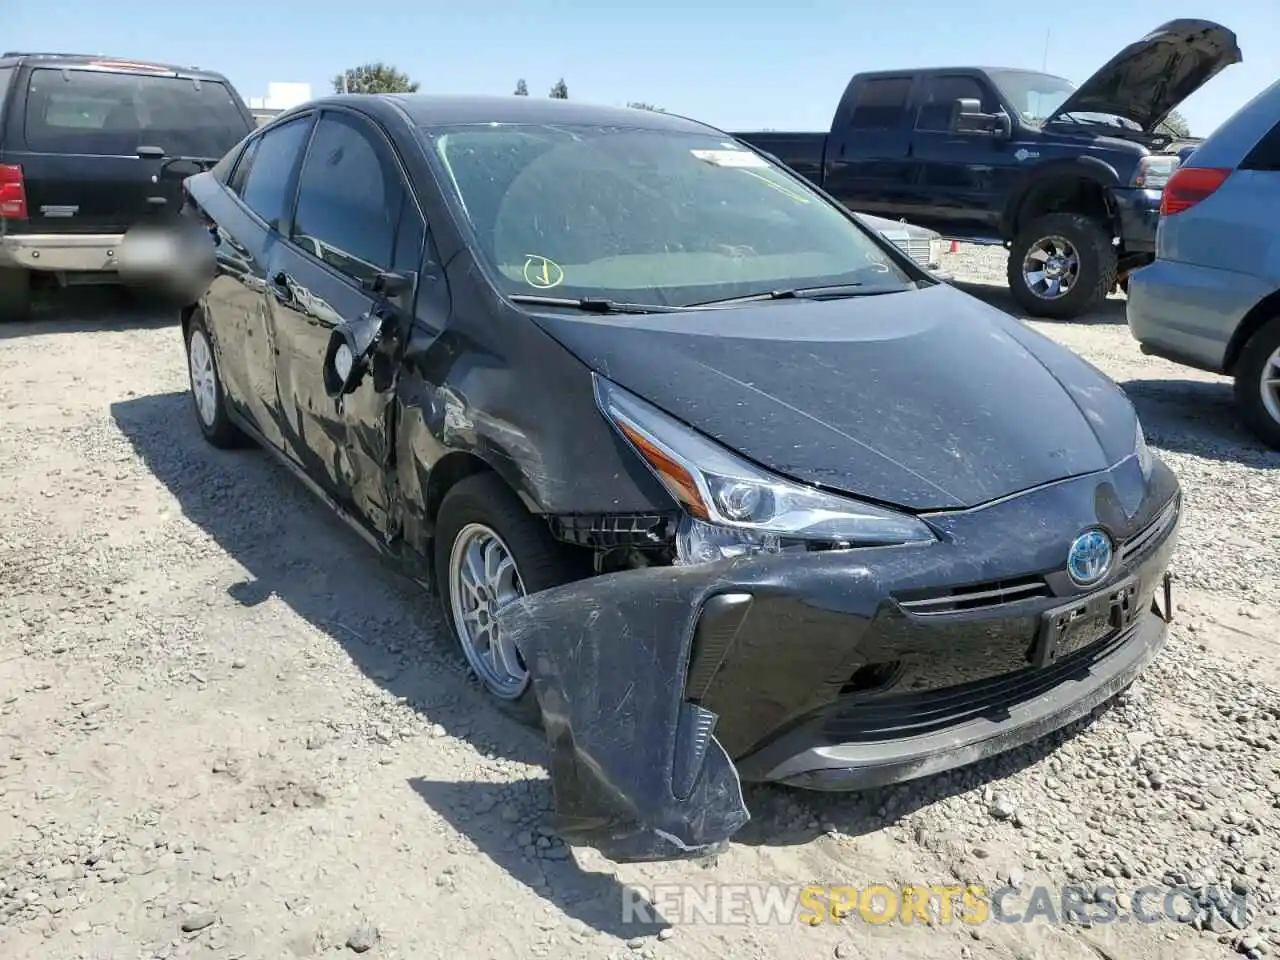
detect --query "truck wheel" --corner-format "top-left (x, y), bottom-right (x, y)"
top-left (434, 472), bottom-right (583, 727)
top-left (1233, 317), bottom-right (1280, 450)
top-left (0, 268), bottom-right (32, 323)
top-left (1007, 213), bottom-right (1117, 320)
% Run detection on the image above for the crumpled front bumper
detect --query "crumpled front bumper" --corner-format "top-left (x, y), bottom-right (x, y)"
top-left (498, 460), bottom-right (1180, 864)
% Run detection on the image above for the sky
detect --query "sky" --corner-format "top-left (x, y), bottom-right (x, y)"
top-left (7, 0), bottom-right (1278, 138)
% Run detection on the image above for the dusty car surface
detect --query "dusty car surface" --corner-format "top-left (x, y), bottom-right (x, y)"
top-left (175, 93), bottom-right (1181, 863)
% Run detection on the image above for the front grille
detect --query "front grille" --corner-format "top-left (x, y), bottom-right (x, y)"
top-left (895, 574), bottom-right (1051, 615)
top-left (1119, 496), bottom-right (1179, 566)
top-left (903, 236), bottom-right (932, 265)
top-left (821, 625), bottom-right (1131, 742)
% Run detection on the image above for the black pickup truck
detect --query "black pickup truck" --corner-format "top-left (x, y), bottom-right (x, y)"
top-left (733, 19), bottom-right (1240, 320)
top-left (0, 52), bottom-right (255, 321)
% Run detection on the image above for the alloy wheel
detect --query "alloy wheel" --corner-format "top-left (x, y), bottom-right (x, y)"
top-left (188, 328), bottom-right (218, 428)
top-left (448, 522), bottom-right (529, 699)
top-left (1021, 235), bottom-right (1080, 301)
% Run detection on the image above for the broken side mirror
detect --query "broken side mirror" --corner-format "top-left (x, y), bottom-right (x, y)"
top-left (951, 98), bottom-right (1011, 139)
top-left (324, 270), bottom-right (417, 397)
top-left (323, 310), bottom-right (383, 398)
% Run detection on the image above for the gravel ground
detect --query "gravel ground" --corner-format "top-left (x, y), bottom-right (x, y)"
top-left (1, 253), bottom-right (1278, 960)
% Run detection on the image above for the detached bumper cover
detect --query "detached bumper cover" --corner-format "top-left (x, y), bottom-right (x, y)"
top-left (500, 459), bottom-right (1179, 863)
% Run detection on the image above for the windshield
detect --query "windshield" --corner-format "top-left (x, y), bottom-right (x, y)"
top-left (420, 123), bottom-right (916, 309)
top-left (988, 69), bottom-right (1141, 131)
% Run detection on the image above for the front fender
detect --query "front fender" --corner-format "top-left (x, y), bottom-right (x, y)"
top-left (496, 563), bottom-right (751, 862)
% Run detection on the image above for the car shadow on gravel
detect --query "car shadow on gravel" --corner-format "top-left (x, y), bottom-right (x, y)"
top-left (111, 388), bottom-right (1122, 938)
top-left (1120, 378), bottom-right (1280, 467)
top-left (0, 285), bottom-right (176, 340)
top-left (953, 280), bottom-right (1128, 325)
top-left (111, 389), bottom-right (668, 940)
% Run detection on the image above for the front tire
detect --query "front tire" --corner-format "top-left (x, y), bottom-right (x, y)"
top-left (184, 312), bottom-right (246, 448)
top-left (1007, 213), bottom-right (1117, 320)
top-left (1233, 317), bottom-right (1280, 450)
top-left (0, 268), bottom-right (32, 323)
top-left (434, 473), bottom-right (582, 725)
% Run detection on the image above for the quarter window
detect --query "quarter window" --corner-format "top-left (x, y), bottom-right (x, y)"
top-left (1241, 119), bottom-right (1280, 172)
top-left (291, 112), bottom-right (402, 285)
top-left (236, 116), bottom-right (312, 231)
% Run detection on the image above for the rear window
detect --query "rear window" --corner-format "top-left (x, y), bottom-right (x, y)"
top-left (22, 67), bottom-right (251, 159)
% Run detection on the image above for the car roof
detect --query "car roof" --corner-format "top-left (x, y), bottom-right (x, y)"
top-left (286, 93), bottom-right (722, 137)
top-left (0, 51), bottom-right (230, 81)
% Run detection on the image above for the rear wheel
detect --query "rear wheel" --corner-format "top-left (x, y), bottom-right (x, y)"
top-left (184, 312), bottom-right (247, 448)
top-left (1233, 317), bottom-right (1280, 450)
top-left (1007, 213), bottom-right (1117, 320)
top-left (434, 472), bottom-right (582, 726)
top-left (0, 268), bottom-right (32, 323)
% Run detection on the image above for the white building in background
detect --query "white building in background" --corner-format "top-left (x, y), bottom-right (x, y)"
top-left (247, 82), bottom-right (313, 125)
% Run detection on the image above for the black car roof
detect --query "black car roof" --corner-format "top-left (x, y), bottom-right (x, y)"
top-left (285, 93), bottom-right (720, 136)
top-left (0, 51), bottom-right (231, 81)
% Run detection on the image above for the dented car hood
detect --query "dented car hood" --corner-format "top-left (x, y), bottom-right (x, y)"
top-left (530, 282), bottom-right (1138, 511)
top-left (1047, 18), bottom-right (1241, 132)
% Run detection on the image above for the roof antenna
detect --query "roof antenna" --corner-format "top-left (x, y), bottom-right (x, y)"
top-left (1041, 29), bottom-right (1051, 72)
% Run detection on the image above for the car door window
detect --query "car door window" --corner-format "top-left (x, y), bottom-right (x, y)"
top-left (915, 76), bottom-right (991, 132)
top-left (291, 112), bottom-right (402, 286)
top-left (849, 78), bottom-right (912, 131)
top-left (236, 116), bottom-right (312, 231)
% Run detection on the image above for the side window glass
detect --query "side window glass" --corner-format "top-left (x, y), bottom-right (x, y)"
top-left (916, 76), bottom-right (989, 132)
top-left (236, 117), bottom-right (311, 230)
top-left (850, 79), bottom-right (912, 130)
top-left (227, 137), bottom-right (261, 195)
top-left (291, 112), bottom-right (400, 285)
top-left (392, 195), bottom-right (426, 275)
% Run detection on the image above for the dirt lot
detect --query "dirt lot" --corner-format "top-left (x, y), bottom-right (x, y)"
top-left (2, 249), bottom-right (1279, 960)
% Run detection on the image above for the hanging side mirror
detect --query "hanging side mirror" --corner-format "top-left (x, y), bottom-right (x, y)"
top-left (323, 309), bottom-right (383, 397)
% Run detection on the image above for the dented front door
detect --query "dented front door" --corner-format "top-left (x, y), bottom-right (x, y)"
top-left (268, 238), bottom-right (398, 535)
top-left (266, 108), bottom-right (425, 537)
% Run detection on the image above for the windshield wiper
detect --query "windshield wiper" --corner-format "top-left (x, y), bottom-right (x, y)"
top-left (508, 294), bottom-right (686, 315)
top-left (690, 283), bottom-right (884, 306)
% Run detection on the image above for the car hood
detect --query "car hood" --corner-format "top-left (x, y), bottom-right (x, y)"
top-left (529, 284), bottom-right (1139, 511)
top-left (1048, 19), bottom-right (1241, 133)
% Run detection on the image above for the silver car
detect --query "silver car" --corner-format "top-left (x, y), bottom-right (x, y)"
top-left (1127, 78), bottom-right (1280, 449)
top-left (857, 212), bottom-right (952, 281)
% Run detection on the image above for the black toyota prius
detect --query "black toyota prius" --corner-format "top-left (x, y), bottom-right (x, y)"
top-left (170, 93), bottom-right (1180, 863)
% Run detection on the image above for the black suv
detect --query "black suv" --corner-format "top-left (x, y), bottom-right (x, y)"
top-left (0, 52), bottom-right (255, 321)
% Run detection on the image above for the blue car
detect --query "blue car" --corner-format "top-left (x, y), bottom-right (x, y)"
top-left (1127, 78), bottom-right (1280, 449)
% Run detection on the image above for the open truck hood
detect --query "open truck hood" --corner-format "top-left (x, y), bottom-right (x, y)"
top-left (1047, 19), bottom-right (1241, 132)
top-left (530, 283), bottom-right (1138, 512)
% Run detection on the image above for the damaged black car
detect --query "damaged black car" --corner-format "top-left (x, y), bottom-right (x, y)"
top-left (174, 93), bottom-right (1181, 864)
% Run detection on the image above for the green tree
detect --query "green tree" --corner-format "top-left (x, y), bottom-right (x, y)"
top-left (1158, 109), bottom-right (1191, 138)
top-left (332, 63), bottom-right (419, 95)
top-left (514, 78), bottom-right (529, 96)
top-left (549, 78), bottom-right (568, 99)
top-left (627, 101), bottom-right (663, 112)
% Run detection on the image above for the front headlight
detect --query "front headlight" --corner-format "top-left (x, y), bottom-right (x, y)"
top-left (1135, 417), bottom-right (1154, 479)
top-left (594, 375), bottom-right (936, 563)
